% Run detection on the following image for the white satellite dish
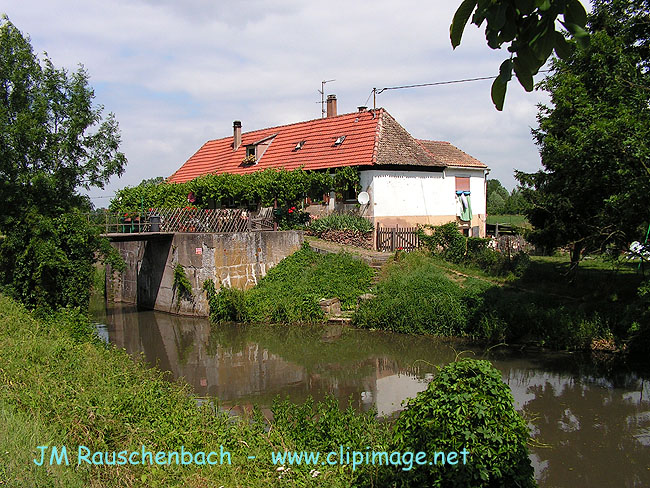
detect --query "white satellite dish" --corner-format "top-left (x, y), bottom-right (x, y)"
top-left (357, 191), bottom-right (370, 205)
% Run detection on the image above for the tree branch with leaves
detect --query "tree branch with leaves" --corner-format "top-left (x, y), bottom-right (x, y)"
top-left (451, 0), bottom-right (589, 109)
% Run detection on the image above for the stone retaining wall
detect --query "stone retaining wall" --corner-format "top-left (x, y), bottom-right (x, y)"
top-left (106, 231), bottom-right (303, 316)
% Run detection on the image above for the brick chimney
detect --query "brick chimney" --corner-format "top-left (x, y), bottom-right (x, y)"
top-left (326, 95), bottom-right (337, 117)
top-left (233, 120), bottom-right (242, 150)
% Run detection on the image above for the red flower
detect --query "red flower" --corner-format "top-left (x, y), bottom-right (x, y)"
top-left (288, 209), bottom-right (293, 214)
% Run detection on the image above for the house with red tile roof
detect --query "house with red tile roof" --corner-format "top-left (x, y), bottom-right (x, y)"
top-left (168, 96), bottom-right (489, 237)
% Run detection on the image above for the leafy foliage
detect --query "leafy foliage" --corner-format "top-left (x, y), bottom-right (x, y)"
top-left (487, 179), bottom-right (527, 215)
top-left (389, 359), bottom-right (536, 487)
top-left (274, 205), bottom-right (311, 230)
top-left (0, 17), bottom-right (126, 227)
top-left (0, 18), bottom-right (126, 311)
top-left (309, 213), bottom-right (374, 234)
top-left (111, 167), bottom-right (361, 213)
top-left (172, 263), bottom-right (193, 305)
top-left (202, 279), bottom-right (248, 323)
top-left (0, 294), bottom-right (390, 487)
top-left (418, 222), bottom-right (529, 277)
top-left (354, 252), bottom-right (469, 335)
top-left (450, 0), bottom-right (589, 109)
top-left (517, 0), bottom-right (650, 268)
top-left (0, 210), bottom-right (123, 311)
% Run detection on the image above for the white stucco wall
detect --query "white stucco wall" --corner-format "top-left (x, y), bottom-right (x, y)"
top-left (359, 168), bottom-right (486, 218)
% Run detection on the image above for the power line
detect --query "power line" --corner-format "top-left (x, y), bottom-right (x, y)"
top-left (369, 70), bottom-right (551, 108)
top-left (376, 75), bottom-right (498, 94)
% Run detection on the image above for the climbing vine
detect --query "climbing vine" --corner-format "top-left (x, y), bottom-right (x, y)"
top-left (173, 263), bottom-right (193, 305)
top-left (110, 167), bottom-right (361, 213)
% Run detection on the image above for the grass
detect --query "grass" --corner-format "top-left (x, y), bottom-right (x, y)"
top-left (0, 294), bottom-right (540, 487)
top-left (355, 253), bottom-right (468, 336)
top-left (0, 294), bottom-right (389, 487)
top-left (486, 214), bottom-right (530, 227)
top-left (354, 251), bottom-right (648, 352)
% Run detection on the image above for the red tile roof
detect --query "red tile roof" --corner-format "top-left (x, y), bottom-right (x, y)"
top-left (168, 110), bottom-right (486, 183)
top-left (417, 140), bottom-right (487, 168)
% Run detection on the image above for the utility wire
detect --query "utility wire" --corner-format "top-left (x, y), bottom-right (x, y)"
top-left (375, 70), bottom-right (551, 95)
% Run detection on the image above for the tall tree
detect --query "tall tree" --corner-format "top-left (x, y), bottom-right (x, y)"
top-left (516, 0), bottom-right (650, 268)
top-left (0, 16), bottom-right (126, 229)
top-left (0, 17), bottom-right (126, 309)
top-left (487, 179), bottom-right (510, 214)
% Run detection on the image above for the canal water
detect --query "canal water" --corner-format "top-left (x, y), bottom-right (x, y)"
top-left (93, 301), bottom-right (650, 487)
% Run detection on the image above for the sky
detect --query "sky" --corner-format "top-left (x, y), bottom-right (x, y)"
top-left (4, 0), bottom-right (551, 207)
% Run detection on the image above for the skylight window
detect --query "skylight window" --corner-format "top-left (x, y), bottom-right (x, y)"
top-left (334, 135), bottom-right (346, 146)
top-left (294, 140), bottom-right (306, 151)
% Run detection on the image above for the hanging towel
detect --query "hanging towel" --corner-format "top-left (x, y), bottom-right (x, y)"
top-left (459, 191), bottom-right (472, 222)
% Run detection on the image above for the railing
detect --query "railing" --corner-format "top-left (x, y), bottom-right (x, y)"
top-left (88, 208), bottom-right (275, 234)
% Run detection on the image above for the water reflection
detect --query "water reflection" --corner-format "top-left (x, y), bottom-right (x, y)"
top-left (97, 302), bottom-right (650, 488)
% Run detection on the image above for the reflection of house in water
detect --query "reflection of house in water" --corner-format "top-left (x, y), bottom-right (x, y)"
top-left (106, 304), bottom-right (305, 400)
top-left (104, 304), bottom-right (437, 416)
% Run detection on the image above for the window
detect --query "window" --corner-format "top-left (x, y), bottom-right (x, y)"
top-left (343, 187), bottom-right (357, 202)
top-left (294, 140), bottom-right (306, 151)
top-left (333, 135), bottom-right (346, 146)
top-left (246, 146), bottom-right (256, 158)
top-left (455, 176), bottom-right (470, 192)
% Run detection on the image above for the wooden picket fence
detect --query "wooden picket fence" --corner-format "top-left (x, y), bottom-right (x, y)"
top-left (376, 224), bottom-right (420, 252)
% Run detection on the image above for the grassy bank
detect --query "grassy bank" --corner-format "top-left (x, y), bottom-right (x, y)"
top-left (204, 243), bottom-right (373, 324)
top-left (0, 295), bottom-right (386, 487)
top-left (354, 251), bottom-right (648, 353)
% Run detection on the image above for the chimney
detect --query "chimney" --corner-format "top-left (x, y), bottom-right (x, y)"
top-left (326, 95), bottom-right (337, 117)
top-left (233, 120), bottom-right (242, 150)
top-left (357, 106), bottom-right (367, 112)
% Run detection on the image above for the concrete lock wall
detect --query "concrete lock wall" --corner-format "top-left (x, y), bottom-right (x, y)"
top-left (106, 231), bottom-right (303, 316)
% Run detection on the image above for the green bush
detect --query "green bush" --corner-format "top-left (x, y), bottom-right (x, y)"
top-left (309, 213), bottom-right (374, 234)
top-left (418, 222), bottom-right (530, 277)
top-left (203, 279), bottom-right (248, 322)
top-left (388, 359), bottom-right (536, 488)
top-left (275, 205), bottom-right (311, 230)
top-left (0, 210), bottom-right (124, 312)
top-left (419, 222), bottom-right (467, 263)
top-left (110, 167), bottom-right (361, 213)
top-left (354, 252), bottom-right (468, 335)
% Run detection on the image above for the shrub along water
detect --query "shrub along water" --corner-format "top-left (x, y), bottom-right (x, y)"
top-left (385, 359), bottom-right (536, 487)
top-left (354, 250), bottom-right (643, 352)
top-left (354, 252), bottom-right (469, 336)
top-left (204, 243), bottom-right (374, 324)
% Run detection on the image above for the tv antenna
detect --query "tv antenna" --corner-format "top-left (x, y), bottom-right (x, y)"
top-left (318, 79), bottom-right (336, 118)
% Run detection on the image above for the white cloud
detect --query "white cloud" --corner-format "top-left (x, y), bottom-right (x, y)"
top-left (3, 0), bottom-right (549, 204)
